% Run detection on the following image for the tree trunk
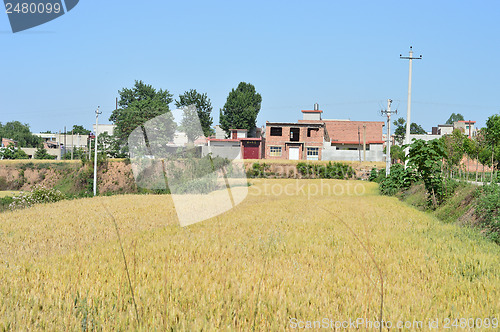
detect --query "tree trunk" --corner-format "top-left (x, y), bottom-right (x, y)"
top-left (475, 155), bottom-right (479, 182)
top-left (491, 149), bottom-right (495, 184)
top-left (482, 163), bottom-right (485, 182)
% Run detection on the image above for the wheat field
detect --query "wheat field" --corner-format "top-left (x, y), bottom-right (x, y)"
top-left (0, 179), bottom-right (498, 330)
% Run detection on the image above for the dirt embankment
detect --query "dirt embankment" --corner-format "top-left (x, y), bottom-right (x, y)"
top-left (0, 160), bottom-right (137, 195)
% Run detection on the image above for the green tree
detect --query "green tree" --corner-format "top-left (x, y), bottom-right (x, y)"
top-left (408, 139), bottom-right (446, 206)
top-left (393, 117), bottom-right (426, 144)
top-left (219, 82), bottom-right (262, 134)
top-left (97, 132), bottom-right (127, 158)
top-left (70, 125), bottom-right (91, 135)
top-left (0, 143), bottom-right (29, 159)
top-left (485, 114), bottom-right (500, 181)
top-left (440, 129), bottom-right (466, 178)
top-left (175, 89), bottom-right (214, 137)
top-left (109, 80), bottom-right (176, 143)
top-left (0, 121), bottom-right (42, 148)
top-left (34, 145), bottom-right (56, 159)
top-left (445, 113), bottom-right (465, 124)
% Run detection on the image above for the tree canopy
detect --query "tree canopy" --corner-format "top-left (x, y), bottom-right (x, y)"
top-left (445, 113), bottom-right (465, 124)
top-left (393, 117), bottom-right (427, 144)
top-left (219, 82), bottom-right (262, 134)
top-left (70, 125), bottom-right (91, 135)
top-left (175, 89), bottom-right (214, 137)
top-left (109, 80), bottom-right (175, 143)
top-left (0, 121), bottom-right (41, 148)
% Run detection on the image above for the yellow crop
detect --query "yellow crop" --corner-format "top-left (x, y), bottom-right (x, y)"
top-left (0, 179), bottom-right (498, 330)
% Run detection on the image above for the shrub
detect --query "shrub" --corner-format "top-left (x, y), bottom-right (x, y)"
top-left (379, 164), bottom-right (415, 196)
top-left (296, 162), bottom-right (353, 179)
top-left (9, 185), bottom-right (66, 210)
top-left (474, 184), bottom-right (500, 244)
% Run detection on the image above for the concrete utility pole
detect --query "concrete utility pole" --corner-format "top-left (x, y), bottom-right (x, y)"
top-left (400, 46), bottom-right (422, 167)
top-left (93, 106), bottom-right (101, 197)
top-left (381, 99), bottom-right (397, 176)
top-left (363, 125), bottom-right (366, 162)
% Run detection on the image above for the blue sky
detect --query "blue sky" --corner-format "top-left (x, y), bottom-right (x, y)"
top-left (1, 0), bottom-right (499, 134)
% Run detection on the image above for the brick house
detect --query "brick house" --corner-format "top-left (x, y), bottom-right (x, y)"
top-left (264, 104), bottom-right (385, 161)
top-left (265, 108), bottom-right (329, 160)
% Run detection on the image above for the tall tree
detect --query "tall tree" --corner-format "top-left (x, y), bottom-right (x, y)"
top-left (445, 113), bottom-right (465, 124)
top-left (109, 80), bottom-right (175, 143)
top-left (393, 117), bottom-right (427, 144)
top-left (219, 82), bottom-right (262, 134)
top-left (175, 89), bottom-right (214, 137)
top-left (485, 114), bottom-right (500, 181)
top-left (70, 125), bottom-right (91, 135)
top-left (0, 121), bottom-right (42, 148)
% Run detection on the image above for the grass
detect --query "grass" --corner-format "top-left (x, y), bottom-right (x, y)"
top-left (0, 191), bottom-right (20, 197)
top-left (243, 159), bottom-right (385, 167)
top-left (0, 179), bottom-right (499, 330)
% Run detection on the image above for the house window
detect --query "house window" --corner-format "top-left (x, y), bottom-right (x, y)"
top-left (307, 128), bottom-right (319, 137)
top-left (290, 128), bottom-right (300, 141)
top-left (307, 147), bottom-right (319, 160)
top-left (269, 146), bottom-right (282, 157)
top-left (270, 127), bottom-right (282, 136)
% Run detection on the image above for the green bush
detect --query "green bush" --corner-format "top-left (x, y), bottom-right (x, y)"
top-left (246, 163), bottom-right (272, 178)
top-left (296, 162), bottom-right (353, 179)
top-left (9, 185), bottom-right (66, 210)
top-left (474, 184), bottom-right (500, 244)
top-left (379, 164), bottom-right (416, 196)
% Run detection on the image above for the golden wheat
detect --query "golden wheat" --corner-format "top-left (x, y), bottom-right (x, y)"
top-left (0, 179), bottom-right (498, 330)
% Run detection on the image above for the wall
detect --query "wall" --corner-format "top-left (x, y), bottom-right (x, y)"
top-left (322, 144), bottom-right (384, 162)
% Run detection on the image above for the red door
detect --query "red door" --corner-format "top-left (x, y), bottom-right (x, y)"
top-left (242, 141), bottom-right (260, 159)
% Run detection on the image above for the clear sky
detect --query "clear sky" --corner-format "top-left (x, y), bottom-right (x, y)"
top-left (1, 0), bottom-right (499, 134)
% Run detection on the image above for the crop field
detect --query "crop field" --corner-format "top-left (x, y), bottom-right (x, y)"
top-left (0, 179), bottom-right (499, 330)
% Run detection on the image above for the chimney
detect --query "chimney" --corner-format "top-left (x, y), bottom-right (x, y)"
top-left (314, 103), bottom-right (319, 111)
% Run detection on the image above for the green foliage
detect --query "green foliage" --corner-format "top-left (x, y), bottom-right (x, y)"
top-left (34, 146), bottom-right (56, 159)
top-left (109, 80), bottom-right (176, 143)
top-left (485, 114), bottom-right (500, 169)
top-left (246, 163), bottom-right (272, 178)
top-left (175, 89), bottom-right (214, 137)
top-left (219, 82), bottom-right (262, 134)
top-left (408, 139), bottom-right (447, 206)
top-left (445, 112), bottom-right (465, 124)
top-left (178, 105), bottom-right (204, 143)
top-left (9, 185), bottom-right (66, 210)
top-left (0, 121), bottom-right (42, 148)
top-left (369, 168), bottom-right (386, 183)
top-left (70, 125), bottom-right (91, 135)
top-left (62, 147), bottom-right (86, 160)
top-left (296, 162), bottom-right (354, 179)
top-left (166, 155), bottom-right (233, 194)
top-left (379, 163), bottom-right (415, 196)
top-left (474, 184), bottom-right (500, 244)
top-left (97, 132), bottom-right (127, 158)
top-left (440, 129), bottom-right (466, 174)
top-left (0, 143), bottom-right (29, 159)
top-left (390, 144), bottom-right (405, 162)
top-left (392, 117), bottom-right (427, 144)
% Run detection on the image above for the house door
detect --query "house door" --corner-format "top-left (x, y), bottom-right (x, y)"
top-left (289, 147), bottom-right (300, 160)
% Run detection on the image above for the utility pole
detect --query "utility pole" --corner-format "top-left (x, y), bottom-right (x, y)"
top-left (381, 99), bottom-right (397, 176)
top-left (71, 129), bottom-right (74, 160)
top-left (363, 125), bottom-right (366, 162)
top-left (400, 46), bottom-right (422, 167)
top-left (93, 106), bottom-right (101, 197)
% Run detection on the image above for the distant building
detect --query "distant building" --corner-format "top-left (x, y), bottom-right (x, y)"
top-left (205, 128), bottom-right (264, 159)
top-left (264, 104), bottom-right (385, 162)
top-left (93, 124), bottom-right (115, 136)
top-left (1, 138), bottom-right (17, 147)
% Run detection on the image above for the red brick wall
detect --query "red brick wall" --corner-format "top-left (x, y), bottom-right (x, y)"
top-left (265, 124), bottom-right (325, 160)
